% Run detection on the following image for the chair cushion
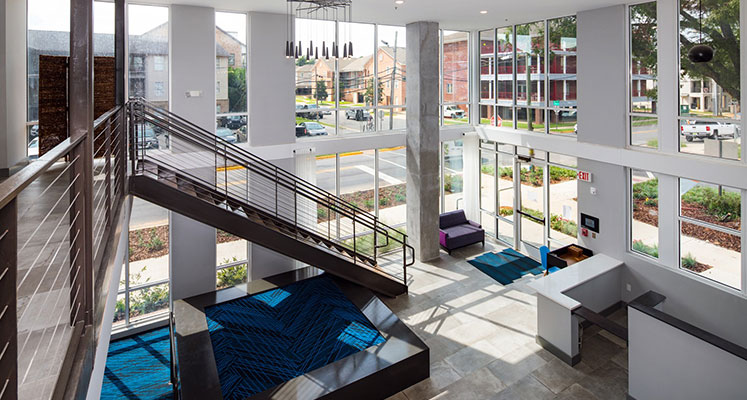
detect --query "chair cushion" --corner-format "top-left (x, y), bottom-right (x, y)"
top-left (441, 224), bottom-right (484, 249)
top-left (439, 210), bottom-right (468, 229)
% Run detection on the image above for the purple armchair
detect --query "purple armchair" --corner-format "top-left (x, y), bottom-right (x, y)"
top-left (439, 210), bottom-right (485, 254)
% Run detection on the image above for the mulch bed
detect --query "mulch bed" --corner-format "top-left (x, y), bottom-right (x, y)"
top-left (129, 226), bottom-right (242, 262)
top-left (683, 261), bottom-right (712, 273)
top-left (634, 199), bottom-right (741, 253)
top-left (317, 184), bottom-right (406, 223)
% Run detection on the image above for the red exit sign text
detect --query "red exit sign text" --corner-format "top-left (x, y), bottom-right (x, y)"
top-left (577, 171), bottom-right (592, 182)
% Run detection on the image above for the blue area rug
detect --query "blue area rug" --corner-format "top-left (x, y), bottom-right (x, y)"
top-left (101, 327), bottom-right (173, 400)
top-left (204, 274), bottom-right (386, 400)
top-left (468, 248), bottom-right (544, 285)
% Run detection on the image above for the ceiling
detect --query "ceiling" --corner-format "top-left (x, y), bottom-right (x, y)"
top-left (144, 0), bottom-right (626, 30)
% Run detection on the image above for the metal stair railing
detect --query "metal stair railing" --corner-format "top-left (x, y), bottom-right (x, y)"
top-left (127, 98), bottom-right (414, 284)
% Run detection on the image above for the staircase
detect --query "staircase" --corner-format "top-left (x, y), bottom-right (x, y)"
top-left (127, 99), bottom-right (412, 297)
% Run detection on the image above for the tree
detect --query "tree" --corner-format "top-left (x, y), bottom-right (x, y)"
top-left (363, 78), bottom-right (383, 106)
top-left (227, 67), bottom-right (247, 113)
top-left (314, 79), bottom-right (328, 103)
top-left (633, 0), bottom-right (740, 102)
top-left (296, 55), bottom-right (312, 66)
top-left (679, 0), bottom-right (740, 101)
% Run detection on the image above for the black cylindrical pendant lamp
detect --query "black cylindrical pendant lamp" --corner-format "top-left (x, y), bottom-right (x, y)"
top-left (349, 41), bottom-right (353, 57)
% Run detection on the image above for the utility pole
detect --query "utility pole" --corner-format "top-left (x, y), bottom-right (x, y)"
top-left (382, 31), bottom-right (398, 130)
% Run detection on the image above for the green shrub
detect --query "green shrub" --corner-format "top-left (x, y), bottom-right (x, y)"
top-left (114, 298), bottom-right (126, 322)
top-left (317, 207), bottom-right (328, 219)
top-left (632, 240), bottom-right (658, 258)
top-left (644, 198), bottom-right (658, 207)
top-left (681, 253), bottom-right (698, 270)
top-left (633, 178), bottom-right (659, 200)
top-left (682, 186), bottom-right (741, 222)
top-left (217, 259), bottom-right (248, 289)
top-left (481, 164), bottom-right (495, 176)
top-left (364, 199), bottom-right (375, 210)
top-left (444, 174), bottom-right (463, 193)
top-left (379, 197), bottom-right (389, 207)
top-left (550, 214), bottom-right (578, 238)
top-left (548, 166), bottom-right (577, 181)
top-left (498, 167), bottom-right (513, 178)
top-left (394, 193), bottom-right (406, 203)
top-left (343, 228), bottom-right (407, 256)
top-left (521, 207), bottom-right (544, 222)
top-left (499, 206), bottom-right (514, 217)
top-left (145, 229), bottom-right (163, 252)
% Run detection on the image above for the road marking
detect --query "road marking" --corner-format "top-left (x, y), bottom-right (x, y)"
top-left (357, 165), bottom-right (402, 185)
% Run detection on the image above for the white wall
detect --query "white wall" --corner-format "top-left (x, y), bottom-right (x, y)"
top-left (247, 12), bottom-right (295, 147)
top-left (170, 5), bottom-right (216, 132)
top-left (168, 5), bottom-right (218, 300)
top-left (0, 0), bottom-right (28, 174)
top-left (629, 307), bottom-right (747, 400)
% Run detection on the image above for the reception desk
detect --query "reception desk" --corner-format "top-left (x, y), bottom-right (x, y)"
top-left (528, 254), bottom-right (624, 365)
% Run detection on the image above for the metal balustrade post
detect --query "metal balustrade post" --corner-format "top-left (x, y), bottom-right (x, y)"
top-left (69, 0), bottom-right (94, 326)
top-left (294, 181), bottom-right (298, 238)
top-left (0, 200), bottom-right (18, 400)
top-left (275, 168), bottom-right (279, 218)
top-left (373, 217), bottom-right (378, 262)
top-left (224, 143), bottom-right (228, 199)
top-left (105, 120), bottom-right (112, 227)
top-left (353, 209), bottom-right (357, 264)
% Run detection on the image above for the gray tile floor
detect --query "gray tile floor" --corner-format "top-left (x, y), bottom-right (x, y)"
top-left (382, 241), bottom-right (629, 400)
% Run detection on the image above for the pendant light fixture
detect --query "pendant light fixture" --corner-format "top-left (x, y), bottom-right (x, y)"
top-left (286, 0), bottom-right (353, 60)
top-left (687, 0), bottom-right (714, 63)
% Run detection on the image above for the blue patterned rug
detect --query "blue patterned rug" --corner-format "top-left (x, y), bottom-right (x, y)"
top-left (205, 274), bottom-right (386, 399)
top-left (101, 327), bottom-right (173, 399)
top-left (468, 248), bottom-right (544, 285)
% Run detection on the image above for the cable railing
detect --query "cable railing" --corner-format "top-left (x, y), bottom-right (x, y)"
top-left (0, 105), bottom-right (125, 400)
top-left (129, 98), bottom-right (415, 283)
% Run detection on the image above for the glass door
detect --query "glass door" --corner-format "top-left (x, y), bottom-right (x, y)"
top-left (518, 160), bottom-right (546, 249)
top-left (496, 152), bottom-right (515, 245)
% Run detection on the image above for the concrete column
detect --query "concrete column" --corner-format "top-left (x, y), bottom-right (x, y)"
top-left (0, 0), bottom-right (28, 176)
top-left (168, 5), bottom-right (218, 300)
top-left (406, 21), bottom-right (440, 262)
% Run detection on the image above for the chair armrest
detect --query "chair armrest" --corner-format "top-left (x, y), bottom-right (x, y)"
top-left (439, 230), bottom-right (449, 240)
top-left (468, 220), bottom-right (482, 229)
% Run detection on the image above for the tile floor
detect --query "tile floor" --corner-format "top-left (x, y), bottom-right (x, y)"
top-left (382, 241), bottom-right (629, 400)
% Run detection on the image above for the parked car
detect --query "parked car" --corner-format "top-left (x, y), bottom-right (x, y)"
top-left (225, 116), bottom-right (244, 130)
top-left (681, 120), bottom-right (738, 141)
top-left (28, 137), bottom-right (39, 159)
top-left (345, 109), bottom-right (373, 121)
top-left (296, 104), bottom-right (324, 120)
top-left (136, 126), bottom-right (159, 149)
top-left (296, 122), bottom-right (328, 137)
top-left (443, 105), bottom-right (465, 119)
top-left (216, 127), bottom-right (237, 143)
top-left (29, 125), bottom-right (39, 140)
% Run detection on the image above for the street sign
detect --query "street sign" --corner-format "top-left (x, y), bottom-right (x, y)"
top-left (496, 114), bottom-right (503, 127)
top-left (577, 170), bottom-right (592, 182)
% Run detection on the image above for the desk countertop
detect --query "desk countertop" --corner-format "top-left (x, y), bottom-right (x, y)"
top-left (528, 253), bottom-right (624, 310)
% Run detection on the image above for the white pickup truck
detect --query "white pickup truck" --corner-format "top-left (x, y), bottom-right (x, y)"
top-left (680, 120), bottom-right (739, 141)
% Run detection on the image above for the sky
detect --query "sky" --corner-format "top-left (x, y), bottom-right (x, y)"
top-left (27, 0), bottom-right (246, 43)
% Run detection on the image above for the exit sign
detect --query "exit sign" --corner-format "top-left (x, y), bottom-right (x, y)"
top-left (577, 171), bottom-right (592, 182)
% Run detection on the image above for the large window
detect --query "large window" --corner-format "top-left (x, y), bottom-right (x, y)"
top-left (679, 179), bottom-right (741, 289)
top-left (294, 20), bottom-right (415, 138)
top-left (629, 2), bottom-right (658, 149)
top-left (479, 17), bottom-right (577, 136)
top-left (115, 200), bottom-right (170, 331)
top-left (216, 12), bottom-right (248, 143)
top-left (441, 31), bottom-right (469, 126)
top-left (441, 140), bottom-right (464, 212)
top-left (26, 1), bottom-right (114, 156)
top-left (631, 169), bottom-right (659, 258)
top-left (128, 4), bottom-right (169, 109)
top-left (678, 1), bottom-right (741, 160)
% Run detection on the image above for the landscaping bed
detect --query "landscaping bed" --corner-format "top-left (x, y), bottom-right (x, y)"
top-left (129, 226), bottom-right (243, 263)
top-left (317, 184), bottom-right (407, 223)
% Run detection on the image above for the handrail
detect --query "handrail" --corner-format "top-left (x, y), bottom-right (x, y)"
top-left (0, 135), bottom-right (84, 210)
top-left (629, 291), bottom-right (747, 362)
top-left (128, 98), bottom-right (415, 273)
top-left (93, 105), bottom-right (123, 129)
top-left (134, 99), bottom-right (399, 237)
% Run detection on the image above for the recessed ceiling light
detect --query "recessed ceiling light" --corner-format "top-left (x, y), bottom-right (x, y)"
top-left (480, 10), bottom-right (488, 14)
top-left (395, 0), bottom-right (405, 4)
